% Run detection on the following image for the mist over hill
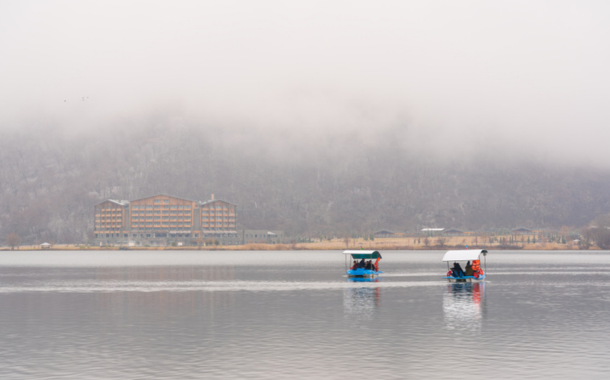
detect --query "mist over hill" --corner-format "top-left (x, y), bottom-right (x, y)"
top-left (2, 2), bottom-right (610, 244)
top-left (1, 120), bottom-right (609, 244)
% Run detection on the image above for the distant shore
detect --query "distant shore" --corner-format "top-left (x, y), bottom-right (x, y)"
top-left (0, 235), bottom-right (597, 251)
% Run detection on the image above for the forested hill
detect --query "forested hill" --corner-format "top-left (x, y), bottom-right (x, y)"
top-left (2, 124), bottom-right (609, 244)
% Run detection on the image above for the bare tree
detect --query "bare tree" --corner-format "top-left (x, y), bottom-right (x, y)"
top-left (6, 233), bottom-right (20, 250)
top-left (423, 237), bottom-right (430, 246)
top-left (343, 235), bottom-right (350, 248)
top-left (579, 228), bottom-right (592, 250)
top-left (588, 227), bottom-right (610, 250)
top-left (437, 237), bottom-right (446, 247)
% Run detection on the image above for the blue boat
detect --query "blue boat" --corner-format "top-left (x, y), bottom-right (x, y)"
top-left (344, 250), bottom-right (383, 278)
top-left (442, 249), bottom-right (488, 283)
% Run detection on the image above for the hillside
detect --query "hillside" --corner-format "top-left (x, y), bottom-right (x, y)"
top-left (1, 124), bottom-right (609, 244)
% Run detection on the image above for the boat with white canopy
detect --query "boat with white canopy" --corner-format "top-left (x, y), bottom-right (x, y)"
top-left (442, 249), bottom-right (487, 282)
top-left (344, 250), bottom-right (383, 278)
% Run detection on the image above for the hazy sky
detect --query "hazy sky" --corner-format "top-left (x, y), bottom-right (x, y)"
top-left (1, 1), bottom-right (609, 164)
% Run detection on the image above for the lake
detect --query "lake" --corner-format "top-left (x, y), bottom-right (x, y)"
top-left (0, 250), bottom-right (609, 379)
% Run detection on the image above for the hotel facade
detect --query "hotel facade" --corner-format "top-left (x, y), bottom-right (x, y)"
top-left (93, 194), bottom-right (238, 245)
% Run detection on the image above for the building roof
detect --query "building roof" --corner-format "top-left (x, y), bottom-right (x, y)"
top-left (130, 193), bottom-right (199, 203)
top-left (444, 229), bottom-right (464, 233)
top-left (200, 199), bottom-right (236, 206)
top-left (422, 228), bottom-right (445, 232)
top-left (512, 227), bottom-right (533, 232)
top-left (374, 230), bottom-right (395, 235)
top-left (94, 199), bottom-right (129, 207)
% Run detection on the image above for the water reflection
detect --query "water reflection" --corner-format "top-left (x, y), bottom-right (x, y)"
top-left (443, 282), bottom-right (486, 332)
top-left (3, 251), bottom-right (610, 379)
top-left (343, 279), bottom-right (381, 321)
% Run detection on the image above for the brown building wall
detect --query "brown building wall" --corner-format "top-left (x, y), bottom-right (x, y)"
top-left (94, 194), bottom-right (238, 245)
top-left (129, 194), bottom-right (197, 233)
top-left (200, 200), bottom-right (237, 234)
top-left (94, 201), bottom-right (128, 238)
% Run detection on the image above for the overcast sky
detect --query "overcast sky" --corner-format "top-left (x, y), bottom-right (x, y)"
top-left (1, 1), bottom-right (609, 164)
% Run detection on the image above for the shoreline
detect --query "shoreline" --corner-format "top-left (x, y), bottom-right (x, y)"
top-left (0, 243), bottom-right (598, 252)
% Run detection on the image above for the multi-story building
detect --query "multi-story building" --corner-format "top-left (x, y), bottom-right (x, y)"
top-left (94, 194), bottom-right (238, 246)
top-left (93, 199), bottom-right (129, 239)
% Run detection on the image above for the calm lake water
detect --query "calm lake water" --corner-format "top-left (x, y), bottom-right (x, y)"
top-left (1, 250), bottom-right (609, 379)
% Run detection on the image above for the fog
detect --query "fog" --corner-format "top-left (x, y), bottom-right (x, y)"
top-left (1, 0), bottom-right (609, 165)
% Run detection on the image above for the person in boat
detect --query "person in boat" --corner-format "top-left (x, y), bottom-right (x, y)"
top-left (358, 258), bottom-right (366, 268)
top-left (365, 260), bottom-right (373, 270)
top-left (465, 261), bottom-right (474, 276)
top-left (452, 262), bottom-right (465, 278)
top-left (351, 260), bottom-right (358, 270)
top-left (472, 259), bottom-right (483, 277)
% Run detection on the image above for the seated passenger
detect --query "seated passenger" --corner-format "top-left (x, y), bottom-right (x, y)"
top-left (365, 260), bottom-right (373, 270)
top-left (358, 258), bottom-right (366, 268)
top-left (452, 262), bottom-right (465, 277)
top-left (351, 260), bottom-right (358, 270)
top-left (465, 261), bottom-right (474, 276)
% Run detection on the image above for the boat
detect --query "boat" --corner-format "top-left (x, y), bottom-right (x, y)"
top-left (344, 250), bottom-right (383, 278)
top-left (442, 249), bottom-right (487, 282)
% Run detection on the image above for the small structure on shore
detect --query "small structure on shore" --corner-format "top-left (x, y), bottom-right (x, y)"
top-left (422, 228), bottom-right (445, 236)
top-left (443, 229), bottom-right (465, 236)
top-left (41, 242), bottom-right (51, 250)
top-left (373, 230), bottom-right (396, 238)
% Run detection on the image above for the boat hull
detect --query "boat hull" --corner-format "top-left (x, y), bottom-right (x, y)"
top-left (347, 268), bottom-right (382, 278)
top-left (443, 274), bottom-right (486, 283)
